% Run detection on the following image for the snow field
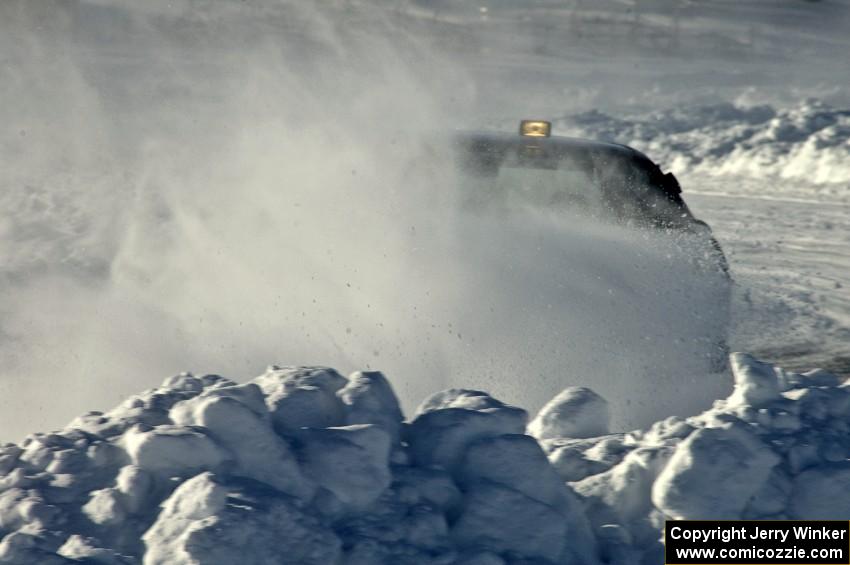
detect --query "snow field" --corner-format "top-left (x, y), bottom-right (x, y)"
top-left (0, 354), bottom-right (849, 564)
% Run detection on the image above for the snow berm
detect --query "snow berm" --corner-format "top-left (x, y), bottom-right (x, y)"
top-left (1, 353), bottom-right (848, 564)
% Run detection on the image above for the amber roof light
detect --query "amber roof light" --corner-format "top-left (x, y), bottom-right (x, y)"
top-left (519, 120), bottom-right (551, 137)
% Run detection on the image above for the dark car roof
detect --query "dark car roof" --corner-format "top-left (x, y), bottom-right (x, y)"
top-left (453, 130), bottom-right (659, 169)
top-left (450, 129), bottom-right (696, 225)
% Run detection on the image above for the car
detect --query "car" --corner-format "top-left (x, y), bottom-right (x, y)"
top-left (455, 120), bottom-right (729, 253)
top-left (451, 120), bottom-right (732, 370)
top-left (452, 120), bottom-right (729, 271)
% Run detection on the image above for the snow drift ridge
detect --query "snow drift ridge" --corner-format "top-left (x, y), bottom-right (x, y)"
top-left (1, 353), bottom-right (850, 564)
top-left (558, 99), bottom-right (850, 188)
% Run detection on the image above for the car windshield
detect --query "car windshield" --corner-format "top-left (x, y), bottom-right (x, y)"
top-left (482, 160), bottom-right (605, 214)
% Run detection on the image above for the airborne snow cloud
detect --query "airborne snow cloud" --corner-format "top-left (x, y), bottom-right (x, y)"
top-left (0, 0), bottom-right (738, 440)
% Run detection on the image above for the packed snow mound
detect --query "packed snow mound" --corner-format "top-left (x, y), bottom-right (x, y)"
top-left (0, 355), bottom-right (848, 564)
top-left (557, 99), bottom-right (850, 186)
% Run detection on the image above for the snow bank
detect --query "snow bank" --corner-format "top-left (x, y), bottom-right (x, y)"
top-left (557, 99), bottom-right (850, 187)
top-left (0, 355), bottom-right (848, 564)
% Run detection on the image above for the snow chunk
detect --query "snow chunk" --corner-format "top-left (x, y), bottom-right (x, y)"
top-left (0, 446), bottom-right (22, 476)
top-left (451, 480), bottom-right (568, 563)
top-left (338, 371), bottom-right (404, 441)
top-left (297, 424), bottom-right (392, 512)
top-left (83, 488), bottom-right (127, 527)
top-left (121, 424), bottom-right (227, 478)
top-left (170, 385), bottom-right (314, 500)
top-left (254, 366), bottom-right (347, 435)
top-left (158, 373), bottom-right (206, 394)
top-left (459, 434), bottom-right (571, 510)
top-left (71, 374), bottom-right (224, 439)
top-left (0, 527), bottom-right (75, 564)
top-left (407, 389), bottom-right (527, 471)
top-left (540, 434), bottom-right (631, 482)
top-left (335, 500), bottom-right (452, 563)
top-left (744, 468), bottom-right (792, 519)
top-left (799, 368), bottom-right (844, 388)
top-left (652, 422), bottom-right (780, 519)
top-left (415, 388), bottom-right (509, 414)
top-left (392, 466), bottom-right (461, 512)
top-left (185, 381), bottom-right (268, 416)
top-left (115, 465), bottom-right (154, 515)
top-left (458, 433), bottom-right (598, 563)
top-left (528, 386), bottom-right (609, 440)
top-left (142, 472), bottom-right (340, 565)
top-left (0, 489), bottom-right (59, 533)
top-left (58, 535), bottom-right (136, 564)
top-left (726, 353), bottom-right (782, 408)
top-left (790, 463), bottom-right (850, 519)
top-left (574, 446), bottom-right (672, 527)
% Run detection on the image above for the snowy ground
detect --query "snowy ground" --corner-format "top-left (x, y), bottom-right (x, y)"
top-left (690, 184), bottom-right (850, 376)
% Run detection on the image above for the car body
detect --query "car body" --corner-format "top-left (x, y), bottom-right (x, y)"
top-left (450, 121), bottom-right (732, 371)
top-left (452, 122), bottom-right (729, 277)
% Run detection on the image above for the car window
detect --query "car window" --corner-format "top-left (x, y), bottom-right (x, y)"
top-left (492, 158), bottom-right (605, 215)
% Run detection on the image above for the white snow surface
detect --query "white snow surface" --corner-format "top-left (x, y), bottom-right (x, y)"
top-left (557, 99), bottom-right (850, 188)
top-left (1, 354), bottom-right (848, 564)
